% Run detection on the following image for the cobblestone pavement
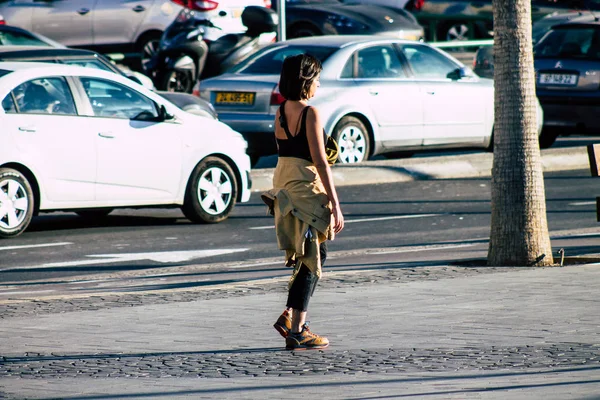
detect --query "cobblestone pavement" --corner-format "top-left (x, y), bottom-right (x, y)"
top-left (0, 264), bottom-right (528, 318)
top-left (1, 344), bottom-right (599, 379)
top-left (2, 263), bottom-right (599, 399)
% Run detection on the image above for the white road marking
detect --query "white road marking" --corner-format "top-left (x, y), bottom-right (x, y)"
top-left (249, 213), bottom-right (440, 230)
top-left (0, 242), bottom-right (72, 251)
top-left (373, 243), bottom-right (476, 255)
top-left (0, 249), bottom-right (248, 272)
top-left (569, 201), bottom-right (596, 206)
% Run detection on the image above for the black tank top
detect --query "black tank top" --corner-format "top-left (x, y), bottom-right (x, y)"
top-left (276, 101), bottom-right (313, 162)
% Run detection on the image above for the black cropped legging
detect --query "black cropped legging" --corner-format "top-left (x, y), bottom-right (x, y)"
top-left (286, 241), bottom-right (327, 312)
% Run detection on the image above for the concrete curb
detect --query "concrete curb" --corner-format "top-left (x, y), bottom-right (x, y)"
top-left (249, 147), bottom-right (590, 192)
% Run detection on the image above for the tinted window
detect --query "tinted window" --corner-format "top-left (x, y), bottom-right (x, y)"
top-left (62, 59), bottom-right (116, 72)
top-left (13, 78), bottom-right (77, 115)
top-left (0, 30), bottom-right (50, 46)
top-left (2, 94), bottom-right (15, 113)
top-left (233, 46), bottom-right (337, 75)
top-left (402, 45), bottom-right (459, 79)
top-left (0, 69), bottom-right (11, 78)
top-left (81, 78), bottom-right (159, 120)
top-left (535, 27), bottom-right (600, 59)
top-left (357, 45), bottom-right (406, 79)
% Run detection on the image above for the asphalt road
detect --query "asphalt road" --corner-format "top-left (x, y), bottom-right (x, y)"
top-left (1, 168), bottom-right (599, 291)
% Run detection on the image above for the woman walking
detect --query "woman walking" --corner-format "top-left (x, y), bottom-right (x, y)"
top-left (261, 53), bottom-right (344, 350)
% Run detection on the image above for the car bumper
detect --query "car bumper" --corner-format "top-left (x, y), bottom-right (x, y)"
top-left (538, 94), bottom-right (600, 132)
top-left (218, 112), bottom-right (277, 156)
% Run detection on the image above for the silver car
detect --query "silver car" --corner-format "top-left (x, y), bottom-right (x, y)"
top-left (199, 35), bottom-right (509, 164)
top-left (0, 0), bottom-right (185, 68)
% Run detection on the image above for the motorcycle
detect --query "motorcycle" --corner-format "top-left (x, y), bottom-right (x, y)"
top-left (149, 6), bottom-right (278, 93)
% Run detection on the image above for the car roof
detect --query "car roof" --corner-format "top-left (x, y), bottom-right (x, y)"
top-left (0, 61), bottom-right (119, 77)
top-left (0, 46), bottom-right (100, 57)
top-left (280, 35), bottom-right (419, 48)
top-left (553, 15), bottom-right (600, 28)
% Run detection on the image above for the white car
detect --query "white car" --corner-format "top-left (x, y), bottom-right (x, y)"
top-left (0, 62), bottom-right (251, 238)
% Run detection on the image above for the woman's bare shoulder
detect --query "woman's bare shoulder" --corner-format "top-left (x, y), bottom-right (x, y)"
top-left (306, 105), bottom-right (322, 122)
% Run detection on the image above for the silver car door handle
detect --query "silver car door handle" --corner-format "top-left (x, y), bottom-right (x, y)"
top-left (18, 126), bottom-right (36, 132)
top-left (98, 132), bottom-right (115, 139)
top-left (368, 90), bottom-right (379, 96)
top-left (77, 8), bottom-right (90, 15)
top-left (426, 91), bottom-right (435, 95)
top-left (132, 5), bottom-right (146, 12)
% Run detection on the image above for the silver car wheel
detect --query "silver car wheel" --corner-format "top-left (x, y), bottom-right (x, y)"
top-left (446, 23), bottom-right (470, 41)
top-left (197, 167), bottom-right (233, 215)
top-left (0, 178), bottom-right (29, 230)
top-left (338, 125), bottom-right (368, 164)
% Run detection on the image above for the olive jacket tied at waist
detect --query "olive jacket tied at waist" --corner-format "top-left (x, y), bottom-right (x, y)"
top-left (261, 157), bottom-right (335, 283)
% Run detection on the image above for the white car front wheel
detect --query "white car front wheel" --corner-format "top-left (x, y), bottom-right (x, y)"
top-left (0, 168), bottom-right (34, 239)
top-left (182, 157), bottom-right (238, 224)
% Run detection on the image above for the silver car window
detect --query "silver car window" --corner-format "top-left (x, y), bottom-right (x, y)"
top-left (357, 45), bottom-right (406, 79)
top-left (0, 31), bottom-right (51, 47)
top-left (12, 77), bottom-right (77, 115)
top-left (80, 77), bottom-right (159, 120)
top-left (232, 45), bottom-right (336, 75)
top-left (402, 45), bottom-right (459, 79)
top-left (62, 59), bottom-right (114, 72)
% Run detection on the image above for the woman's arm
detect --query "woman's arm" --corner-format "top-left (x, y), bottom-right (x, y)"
top-left (305, 107), bottom-right (344, 234)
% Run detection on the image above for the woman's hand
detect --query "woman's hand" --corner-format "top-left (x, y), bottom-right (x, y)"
top-left (331, 203), bottom-right (344, 234)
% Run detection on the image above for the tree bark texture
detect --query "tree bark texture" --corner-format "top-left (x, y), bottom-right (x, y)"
top-left (488, 0), bottom-right (554, 266)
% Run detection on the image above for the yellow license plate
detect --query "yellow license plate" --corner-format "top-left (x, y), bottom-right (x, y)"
top-left (215, 92), bottom-right (255, 105)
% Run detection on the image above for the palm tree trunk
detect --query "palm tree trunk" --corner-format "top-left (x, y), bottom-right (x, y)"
top-left (488, 0), bottom-right (554, 266)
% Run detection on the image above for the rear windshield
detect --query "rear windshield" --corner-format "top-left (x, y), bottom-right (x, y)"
top-left (535, 26), bottom-right (600, 59)
top-left (231, 45), bottom-right (337, 75)
top-left (0, 31), bottom-right (50, 47)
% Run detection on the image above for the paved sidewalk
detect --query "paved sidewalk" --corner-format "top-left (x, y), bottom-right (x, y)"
top-left (1, 263), bottom-right (599, 399)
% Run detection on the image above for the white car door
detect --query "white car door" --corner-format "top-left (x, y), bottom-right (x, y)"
top-left (350, 44), bottom-right (424, 148)
top-left (32, 0), bottom-right (95, 46)
top-left (78, 77), bottom-right (182, 203)
top-left (1, 77), bottom-right (96, 204)
top-left (401, 44), bottom-right (488, 146)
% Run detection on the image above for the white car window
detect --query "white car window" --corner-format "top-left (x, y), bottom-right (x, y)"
top-left (80, 78), bottom-right (159, 120)
top-left (10, 77), bottom-right (77, 115)
top-left (357, 45), bottom-right (406, 79)
top-left (402, 45), bottom-right (459, 79)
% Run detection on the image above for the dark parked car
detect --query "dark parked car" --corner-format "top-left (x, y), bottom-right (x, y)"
top-left (274, 0), bottom-right (424, 40)
top-left (534, 15), bottom-right (600, 144)
top-left (407, 0), bottom-right (600, 42)
top-left (0, 46), bottom-right (217, 118)
top-left (0, 24), bottom-right (65, 47)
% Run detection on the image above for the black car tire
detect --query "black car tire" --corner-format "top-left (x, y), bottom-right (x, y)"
top-left (0, 168), bottom-right (34, 239)
top-left (539, 127), bottom-right (559, 149)
top-left (160, 69), bottom-right (195, 93)
top-left (288, 23), bottom-right (321, 39)
top-left (182, 157), bottom-right (238, 224)
top-left (332, 116), bottom-right (371, 164)
top-left (75, 208), bottom-right (114, 219)
top-left (135, 30), bottom-right (162, 73)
